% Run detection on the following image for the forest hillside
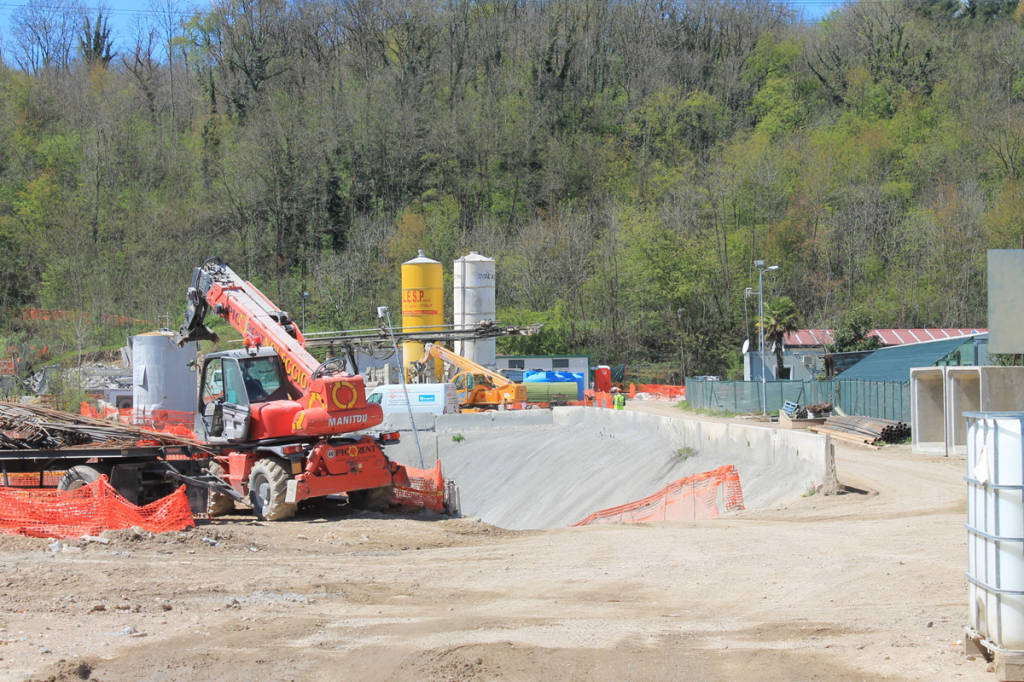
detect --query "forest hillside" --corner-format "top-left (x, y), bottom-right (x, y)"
top-left (0, 0), bottom-right (1019, 377)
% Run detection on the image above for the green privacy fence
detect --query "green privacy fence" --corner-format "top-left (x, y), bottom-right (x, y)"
top-left (684, 378), bottom-right (911, 422)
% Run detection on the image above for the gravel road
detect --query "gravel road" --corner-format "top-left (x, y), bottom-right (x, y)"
top-left (0, 404), bottom-right (992, 681)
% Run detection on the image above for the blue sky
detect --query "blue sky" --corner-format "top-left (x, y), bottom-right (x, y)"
top-left (0, 0), bottom-right (844, 64)
top-left (0, 2), bottom-right (199, 61)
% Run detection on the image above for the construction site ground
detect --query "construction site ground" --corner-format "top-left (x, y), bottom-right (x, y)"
top-left (0, 403), bottom-right (991, 681)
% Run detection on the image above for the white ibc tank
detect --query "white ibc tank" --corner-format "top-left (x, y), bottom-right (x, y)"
top-left (967, 412), bottom-right (1024, 650)
top-left (131, 331), bottom-right (197, 419)
top-left (454, 252), bottom-right (496, 367)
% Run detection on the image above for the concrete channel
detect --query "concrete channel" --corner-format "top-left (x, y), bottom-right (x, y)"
top-left (383, 407), bottom-right (835, 529)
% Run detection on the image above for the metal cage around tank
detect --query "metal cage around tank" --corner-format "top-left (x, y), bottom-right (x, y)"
top-left (965, 412), bottom-right (1024, 653)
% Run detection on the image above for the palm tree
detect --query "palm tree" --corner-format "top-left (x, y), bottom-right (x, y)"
top-left (758, 296), bottom-right (800, 380)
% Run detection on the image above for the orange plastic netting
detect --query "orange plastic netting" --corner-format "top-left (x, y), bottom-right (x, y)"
top-left (1, 471), bottom-right (63, 487)
top-left (0, 475), bottom-right (195, 538)
top-left (390, 461), bottom-right (445, 511)
top-left (572, 465), bottom-right (744, 526)
top-left (637, 384), bottom-right (686, 399)
top-left (80, 402), bottom-right (197, 439)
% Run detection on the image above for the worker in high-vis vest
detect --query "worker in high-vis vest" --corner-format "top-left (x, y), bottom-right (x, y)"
top-left (612, 387), bottom-right (625, 410)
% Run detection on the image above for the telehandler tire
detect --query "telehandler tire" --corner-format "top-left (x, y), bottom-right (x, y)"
top-left (58, 465), bottom-right (106, 492)
top-left (206, 461), bottom-right (235, 517)
top-left (248, 458), bottom-right (297, 521)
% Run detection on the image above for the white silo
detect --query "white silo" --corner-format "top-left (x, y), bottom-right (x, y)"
top-left (454, 252), bottom-right (496, 367)
top-left (131, 331), bottom-right (198, 423)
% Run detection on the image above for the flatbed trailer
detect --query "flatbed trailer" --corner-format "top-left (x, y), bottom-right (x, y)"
top-left (0, 444), bottom-right (241, 514)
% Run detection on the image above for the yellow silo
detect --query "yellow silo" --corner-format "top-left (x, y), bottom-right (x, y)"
top-left (401, 250), bottom-right (444, 380)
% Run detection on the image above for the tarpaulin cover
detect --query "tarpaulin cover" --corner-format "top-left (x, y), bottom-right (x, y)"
top-left (0, 475), bottom-right (195, 538)
top-left (572, 465), bottom-right (744, 526)
top-left (523, 371), bottom-right (585, 400)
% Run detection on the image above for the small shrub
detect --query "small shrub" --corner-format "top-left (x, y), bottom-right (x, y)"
top-left (672, 446), bottom-right (697, 463)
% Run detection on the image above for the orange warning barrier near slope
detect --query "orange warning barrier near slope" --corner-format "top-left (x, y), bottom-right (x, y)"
top-left (390, 460), bottom-right (445, 511)
top-left (572, 465), bottom-right (744, 526)
top-left (0, 475), bottom-right (195, 539)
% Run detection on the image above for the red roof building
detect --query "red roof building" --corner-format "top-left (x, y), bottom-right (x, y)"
top-left (783, 329), bottom-right (986, 348)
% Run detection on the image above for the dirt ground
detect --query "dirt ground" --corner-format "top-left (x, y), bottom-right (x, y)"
top-left (0, 405), bottom-right (995, 681)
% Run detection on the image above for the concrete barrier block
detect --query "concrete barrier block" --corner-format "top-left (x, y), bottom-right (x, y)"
top-left (947, 366), bottom-right (1024, 455)
top-left (911, 367), bottom-right (947, 455)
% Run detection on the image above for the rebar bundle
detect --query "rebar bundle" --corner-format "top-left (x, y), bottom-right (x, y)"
top-left (811, 415), bottom-right (911, 446)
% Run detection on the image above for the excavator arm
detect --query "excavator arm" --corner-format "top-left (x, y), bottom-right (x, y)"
top-left (417, 343), bottom-right (514, 387)
top-left (417, 343), bottom-right (527, 408)
top-left (176, 257), bottom-right (382, 439)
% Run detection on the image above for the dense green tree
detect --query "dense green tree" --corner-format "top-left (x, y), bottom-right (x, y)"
top-left (827, 312), bottom-right (883, 352)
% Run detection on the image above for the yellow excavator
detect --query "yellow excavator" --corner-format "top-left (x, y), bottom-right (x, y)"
top-left (415, 343), bottom-right (528, 410)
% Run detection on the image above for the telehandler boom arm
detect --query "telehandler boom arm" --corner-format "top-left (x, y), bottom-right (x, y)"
top-left (176, 257), bottom-right (382, 438)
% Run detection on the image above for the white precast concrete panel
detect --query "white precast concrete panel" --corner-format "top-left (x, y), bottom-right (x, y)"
top-left (454, 251), bottom-right (496, 367)
top-left (131, 331), bottom-right (197, 417)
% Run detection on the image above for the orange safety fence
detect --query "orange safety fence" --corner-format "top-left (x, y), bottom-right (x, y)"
top-left (0, 475), bottom-right (195, 539)
top-left (1, 471), bottom-right (63, 487)
top-left (80, 402), bottom-right (198, 439)
top-left (390, 460), bottom-right (445, 512)
top-left (638, 384), bottom-right (686, 399)
top-left (572, 465), bottom-right (744, 526)
top-left (584, 390), bottom-right (616, 408)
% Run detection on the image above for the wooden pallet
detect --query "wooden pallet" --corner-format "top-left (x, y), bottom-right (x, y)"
top-left (807, 425), bottom-right (880, 449)
top-left (964, 627), bottom-right (1024, 681)
top-left (778, 411), bottom-right (827, 430)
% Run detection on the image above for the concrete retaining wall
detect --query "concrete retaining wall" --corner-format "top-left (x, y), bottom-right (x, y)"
top-left (384, 407), bottom-right (832, 529)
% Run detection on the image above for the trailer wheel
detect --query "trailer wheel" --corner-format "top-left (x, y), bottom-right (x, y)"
top-left (248, 458), bottom-right (296, 521)
top-left (206, 461), bottom-right (235, 517)
top-left (347, 485), bottom-right (394, 511)
top-left (58, 465), bottom-right (106, 492)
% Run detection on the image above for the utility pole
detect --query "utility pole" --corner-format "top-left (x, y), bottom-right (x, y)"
top-left (300, 290), bottom-right (309, 330)
top-left (755, 260), bottom-right (780, 416)
top-left (676, 308), bottom-right (685, 384)
top-left (743, 287), bottom-right (753, 381)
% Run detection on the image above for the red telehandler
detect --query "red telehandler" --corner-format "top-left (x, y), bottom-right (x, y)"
top-left (175, 257), bottom-right (415, 520)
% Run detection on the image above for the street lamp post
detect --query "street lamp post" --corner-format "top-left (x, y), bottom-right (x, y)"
top-left (754, 260), bottom-right (780, 416)
top-left (300, 290), bottom-right (310, 330)
top-left (377, 305), bottom-right (424, 468)
top-left (743, 287), bottom-right (753, 346)
top-left (676, 307), bottom-right (685, 384)
top-left (743, 287), bottom-right (753, 381)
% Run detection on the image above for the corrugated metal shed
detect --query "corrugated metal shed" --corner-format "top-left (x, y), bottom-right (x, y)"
top-left (840, 336), bottom-right (982, 382)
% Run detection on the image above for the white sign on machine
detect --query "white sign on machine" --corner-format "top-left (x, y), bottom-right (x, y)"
top-left (366, 383), bottom-right (459, 415)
